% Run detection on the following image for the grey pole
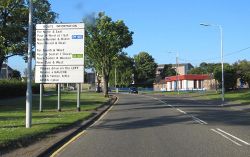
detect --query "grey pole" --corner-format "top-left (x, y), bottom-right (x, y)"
top-left (77, 83), bottom-right (81, 111)
top-left (26, 0), bottom-right (33, 128)
top-left (58, 84), bottom-right (61, 112)
top-left (200, 23), bottom-right (224, 106)
top-left (39, 84), bottom-right (43, 112)
top-left (176, 52), bottom-right (179, 94)
top-left (219, 25), bottom-right (225, 106)
top-left (115, 67), bottom-right (118, 93)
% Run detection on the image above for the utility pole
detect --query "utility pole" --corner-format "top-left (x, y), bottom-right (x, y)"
top-left (176, 52), bottom-right (179, 94)
top-left (26, 0), bottom-right (33, 128)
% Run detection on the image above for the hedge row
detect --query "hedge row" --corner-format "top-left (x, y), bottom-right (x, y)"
top-left (0, 80), bottom-right (40, 99)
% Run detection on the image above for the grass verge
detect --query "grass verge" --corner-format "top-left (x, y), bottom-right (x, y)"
top-left (0, 91), bottom-right (108, 150)
top-left (155, 89), bottom-right (250, 105)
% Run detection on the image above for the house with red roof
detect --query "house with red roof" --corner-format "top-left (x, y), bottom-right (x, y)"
top-left (165, 74), bottom-right (211, 91)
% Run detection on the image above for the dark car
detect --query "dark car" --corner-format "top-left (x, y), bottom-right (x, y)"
top-left (129, 87), bottom-right (138, 94)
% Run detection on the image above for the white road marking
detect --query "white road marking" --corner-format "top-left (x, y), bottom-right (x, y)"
top-left (191, 115), bottom-right (207, 125)
top-left (216, 128), bottom-right (250, 146)
top-left (142, 95), bottom-right (208, 125)
top-left (177, 109), bottom-right (187, 114)
top-left (211, 129), bottom-right (242, 146)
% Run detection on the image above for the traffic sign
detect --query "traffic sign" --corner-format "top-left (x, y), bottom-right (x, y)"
top-left (35, 23), bottom-right (85, 83)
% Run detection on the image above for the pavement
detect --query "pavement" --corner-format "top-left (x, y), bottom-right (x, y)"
top-left (52, 93), bottom-right (250, 157)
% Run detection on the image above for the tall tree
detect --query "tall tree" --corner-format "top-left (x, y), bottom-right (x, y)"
top-left (188, 62), bottom-right (220, 74)
top-left (85, 12), bottom-right (133, 97)
top-left (11, 69), bottom-right (21, 80)
top-left (160, 64), bottom-right (176, 79)
top-left (0, 0), bottom-right (57, 75)
top-left (234, 60), bottom-right (250, 88)
top-left (109, 52), bottom-right (134, 87)
top-left (134, 52), bottom-right (157, 87)
top-left (214, 64), bottom-right (237, 91)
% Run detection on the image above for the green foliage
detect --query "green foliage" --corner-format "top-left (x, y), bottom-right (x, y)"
top-left (109, 52), bottom-right (134, 87)
top-left (85, 12), bottom-right (133, 96)
top-left (188, 62), bottom-right (220, 74)
top-left (213, 64), bottom-right (237, 91)
top-left (233, 60), bottom-right (250, 87)
top-left (11, 69), bottom-right (21, 80)
top-left (160, 64), bottom-right (176, 78)
top-left (0, 0), bottom-right (57, 71)
top-left (134, 52), bottom-right (157, 86)
top-left (0, 80), bottom-right (39, 98)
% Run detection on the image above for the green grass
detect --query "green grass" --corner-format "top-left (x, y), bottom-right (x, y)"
top-left (0, 91), bottom-right (108, 149)
top-left (155, 89), bottom-right (250, 105)
top-left (194, 90), bottom-right (250, 104)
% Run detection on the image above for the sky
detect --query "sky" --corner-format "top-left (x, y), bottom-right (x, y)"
top-left (8, 0), bottom-right (250, 74)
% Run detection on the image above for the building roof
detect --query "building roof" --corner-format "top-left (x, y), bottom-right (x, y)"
top-left (165, 74), bottom-right (210, 82)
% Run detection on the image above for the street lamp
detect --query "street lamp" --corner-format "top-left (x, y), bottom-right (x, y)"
top-left (200, 23), bottom-right (224, 106)
top-left (168, 52), bottom-right (179, 94)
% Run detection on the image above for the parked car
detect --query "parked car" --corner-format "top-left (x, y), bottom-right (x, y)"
top-left (129, 87), bottom-right (138, 94)
top-left (67, 86), bottom-right (75, 91)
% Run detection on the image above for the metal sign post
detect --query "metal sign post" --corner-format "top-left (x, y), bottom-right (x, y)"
top-left (58, 84), bottom-right (61, 112)
top-left (77, 83), bottom-right (80, 111)
top-left (39, 84), bottom-right (43, 112)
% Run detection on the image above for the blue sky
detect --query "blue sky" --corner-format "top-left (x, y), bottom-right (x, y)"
top-left (8, 0), bottom-right (250, 74)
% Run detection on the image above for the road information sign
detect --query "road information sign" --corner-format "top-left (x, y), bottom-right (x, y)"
top-left (35, 23), bottom-right (84, 83)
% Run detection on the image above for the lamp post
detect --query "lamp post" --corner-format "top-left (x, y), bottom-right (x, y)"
top-left (168, 52), bottom-right (179, 94)
top-left (26, 0), bottom-right (33, 128)
top-left (200, 23), bottom-right (224, 105)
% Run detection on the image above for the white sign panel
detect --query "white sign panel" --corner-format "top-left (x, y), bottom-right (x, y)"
top-left (35, 23), bottom-right (84, 83)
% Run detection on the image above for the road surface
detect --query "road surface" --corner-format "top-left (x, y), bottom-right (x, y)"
top-left (54, 93), bottom-right (250, 157)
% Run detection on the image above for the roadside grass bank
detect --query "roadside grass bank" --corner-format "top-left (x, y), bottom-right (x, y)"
top-left (0, 91), bottom-right (108, 151)
top-left (149, 89), bottom-right (250, 105)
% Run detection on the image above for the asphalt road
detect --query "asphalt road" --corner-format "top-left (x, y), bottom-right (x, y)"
top-left (54, 93), bottom-right (250, 157)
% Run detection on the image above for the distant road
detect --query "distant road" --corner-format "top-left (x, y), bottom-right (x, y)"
top-left (55, 93), bottom-right (250, 157)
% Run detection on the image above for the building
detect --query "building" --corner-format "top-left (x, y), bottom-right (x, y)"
top-left (0, 63), bottom-right (13, 79)
top-left (165, 74), bottom-right (210, 91)
top-left (156, 63), bottom-right (193, 76)
top-left (154, 63), bottom-right (194, 91)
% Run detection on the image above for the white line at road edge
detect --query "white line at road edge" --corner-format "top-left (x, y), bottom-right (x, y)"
top-left (216, 128), bottom-right (250, 146)
top-left (50, 97), bottom-right (119, 157)
top-left (143, 95), bottom-right (208, 125)
top-left (211, 129), bottom-right (242, 146)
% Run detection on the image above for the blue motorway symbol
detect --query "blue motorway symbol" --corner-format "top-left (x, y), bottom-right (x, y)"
top-left (72, 35), bottom-right (83, 39)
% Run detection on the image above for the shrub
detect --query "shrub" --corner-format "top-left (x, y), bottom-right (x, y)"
top-left (0, 80), bottom-right (40, 99)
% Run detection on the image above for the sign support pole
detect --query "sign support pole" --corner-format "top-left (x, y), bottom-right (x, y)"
top-left (26, 0), bottom-right (33, 128)
top-left (39, 84), bottom-right (43, 112)
top-left (77, 83), bottom-right (81, 111)
top-left (58, 84), bottom-right (61, 112)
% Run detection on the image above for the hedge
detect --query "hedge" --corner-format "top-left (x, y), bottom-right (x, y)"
top-left (0, 80), bottom-right (40, 99)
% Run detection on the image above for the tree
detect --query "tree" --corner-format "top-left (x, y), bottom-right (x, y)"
top-left (159, 64), bottom-right (176, 79)
top-left (85, 12), bottom-right (133, 97)
top-left (0, 0), bottom-right (57, 75)
top-left (109, 52), bottom-right (134, 87)
top-left (214, 64), bottom-right (237, 91)
top-left (188, 62), bottom-right (220, 74)
top-left (134, 52), bottom-right (157, 87)
top-left (11, 69), bottom-right (21, 80)
top-left (233, 60), bottom-right (250, 88)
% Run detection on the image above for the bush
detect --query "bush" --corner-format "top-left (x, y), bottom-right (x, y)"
top-left (0, 80), bottom-right (40, 99)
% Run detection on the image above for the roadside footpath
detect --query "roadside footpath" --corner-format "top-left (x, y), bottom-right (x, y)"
top-left (1, 95), bottom-right (117, 157)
